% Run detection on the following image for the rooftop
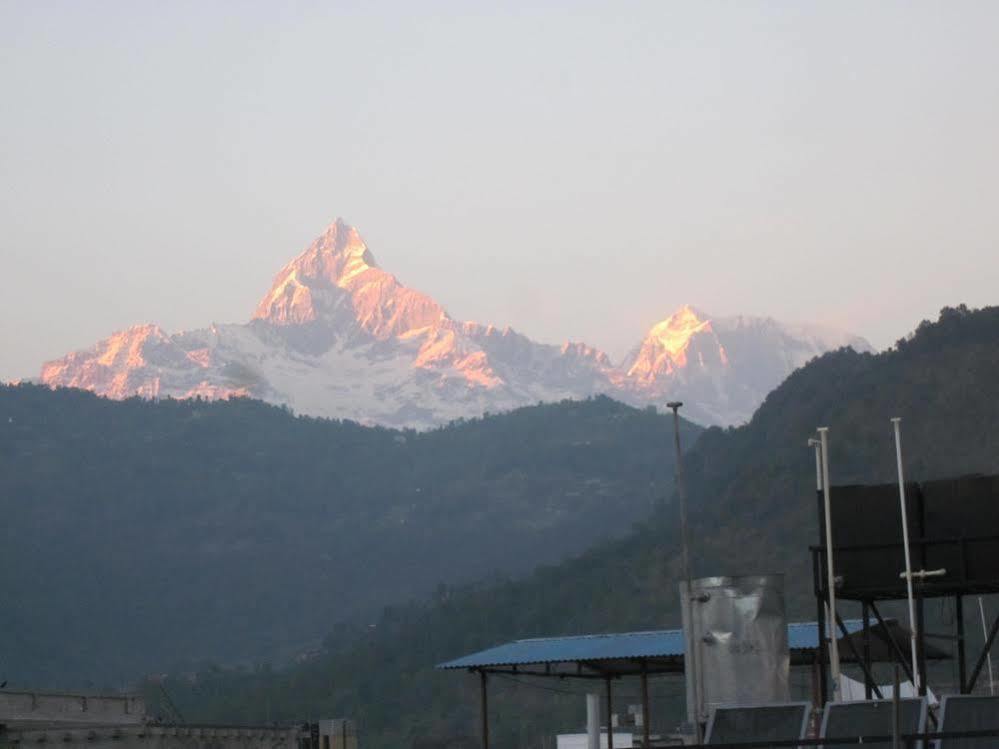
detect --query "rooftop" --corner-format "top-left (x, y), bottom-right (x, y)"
top-left (437, 618), bottom-right (946, 677)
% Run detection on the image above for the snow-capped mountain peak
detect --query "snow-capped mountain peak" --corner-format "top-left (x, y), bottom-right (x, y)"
top-left (646, 305), bottom-right (711, 352)
top-left (39, 219), bottom-right (873, 428)
top-left (625, 305), bottom-right (728, 382)
top-left (253, 218), bottom-right (447, 340)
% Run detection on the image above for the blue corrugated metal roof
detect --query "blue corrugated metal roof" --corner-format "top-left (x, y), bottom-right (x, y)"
top-left (437, 619), bottom-right (865, 670)
top-left (789, 619), bottom-right (864, 649)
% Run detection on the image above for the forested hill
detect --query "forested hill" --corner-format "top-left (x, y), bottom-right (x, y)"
top-left (0, 386), bottom-right (699, 686)
top-left (157, 305), bottom-right (999, 748)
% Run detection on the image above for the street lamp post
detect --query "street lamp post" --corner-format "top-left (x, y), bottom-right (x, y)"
top-left (667, 401), bottom-right (701, 743)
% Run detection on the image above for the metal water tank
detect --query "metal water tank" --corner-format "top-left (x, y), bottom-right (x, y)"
top-left (681, 574), bottom-right (790, 724)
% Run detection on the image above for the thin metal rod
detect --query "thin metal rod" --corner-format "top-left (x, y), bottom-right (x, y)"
top-left (980, 597), bottom-right (995, 695)
top-left (813, 550), bottom-right (828, 705)
top-left (891, 662), bottom-right (900, 749)
top-left (967, 611), bottom-right (999, 693)
top-left (891, 417), bottom-right (920, 691)
top-left (586, 693), bottom-right (600, 749)
top-left (869, 602), bottom-right (917, 686)
top-left (479, 670), bottom-right (489, 749)
top-left (955, 595), bottom-right (967, 694)
top-left (670, 403), bottom-right (692, 588)
top-left (835, 613), bottom-right (884, 699)
top-left (669, 402), bottom-right (701, 744)
top-left (863, 601), bottom-right (873, 700)
top-left (915, 592), bottom-right (927, 697)
top-left (818, 427), bottom-right (841, 698)
top-left (605, 676), bottom-right (613, 749)
top-left (810, 654), bottom-right (820, 709)
top-left (809, 438), bottom-right (822, 493)
top-left (641, 666), bottom-right (651, 749)
top-left (810, 437), bottom-right (834, 704)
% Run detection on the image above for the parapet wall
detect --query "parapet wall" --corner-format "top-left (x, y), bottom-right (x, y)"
top-left (0, 723), bottom-right (300, 748)
top-left (0, 690), bottom-right (145, 727)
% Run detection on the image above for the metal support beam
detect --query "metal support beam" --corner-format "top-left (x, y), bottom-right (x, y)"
top-left (836, 613), bottom-right (884, 699)
top-left (966, 610), bottom-right (999, 693)
top-left (605, 676), bottom-right (613, 749)
top-left (480, 668), bottom-right (609, 680)
top-left (587, 694), bottom-right (600, 749)
top-left (869, 602), bottom-right (917, 686)
top-left (640, 664), bottom-right (650, 749)
top-left (863, 602), bottom-right (873, 700)
top-left (955, 595), bottom-right (968, 694)
top-left (810, 654), bottom-right (820, 709)
top-left (814, 550), bottom-right (829, 705)
top-left (916, 592), bottom-right (928, 696)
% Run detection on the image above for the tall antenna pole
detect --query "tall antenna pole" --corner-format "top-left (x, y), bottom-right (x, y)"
top-left (891, 417), bottom-right (921, 692)
top-left (818, 427), bottom-right (841, 699)
top-left (668, 401), bottom-right (701, 744)
top-left (808, 437), bottom-right (834, 701)
top-left (808, 438), bottom-right (822, 493)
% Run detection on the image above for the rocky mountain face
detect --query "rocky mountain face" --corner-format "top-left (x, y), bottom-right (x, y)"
top-left (618, 305), bottom-right (873, 424)
top-left (40, 219), bottom-right (871, 427)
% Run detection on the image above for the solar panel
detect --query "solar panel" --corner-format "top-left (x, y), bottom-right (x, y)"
top-left (705, 702), bottom-right (810, 746)
top-left (819, 698), bottom-right (926, 748)
top-left (937, 695), bottom-right (999, 748)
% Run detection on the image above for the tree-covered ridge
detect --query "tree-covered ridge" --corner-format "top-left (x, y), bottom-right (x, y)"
top-left (155, 305), bottom-right (999, 748)
top-left (0, 385), bottom-right (698, 687)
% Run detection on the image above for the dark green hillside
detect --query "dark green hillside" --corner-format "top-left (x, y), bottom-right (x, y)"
top-left (157, 305), bottom-right (999, 748)
top-left (686, 303), bottom-right (999, 605)
top-left (0, 387), bottom-right (698, 687)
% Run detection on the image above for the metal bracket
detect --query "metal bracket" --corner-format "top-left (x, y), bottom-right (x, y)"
top-left (899, 568), bottom-right (947, 580)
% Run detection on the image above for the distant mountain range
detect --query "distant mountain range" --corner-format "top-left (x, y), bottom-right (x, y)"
top-left (40, 219), bottom-right (872, 427)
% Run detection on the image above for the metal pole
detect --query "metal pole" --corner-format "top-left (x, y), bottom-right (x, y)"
top-left (808, 438), bottom-right (822, 494)
top-left (835, 612), bottom-right (884, 699)
top-left (968, 609), bottom-right (999, 694)
top-left (818, 427), bottom-right (841, 699)
top-left (479, 670), bottom-right (489, 749)
top-left (813, 548), bottom-right (828, 705)
top-left (956, 595), bottom-right (967, 694)
top-left (891, 417), bottom-right (921, 692)
top-left (641, 665), bottom-right (651, 749)
top-left (670, 401), bottom-right (694, 601)
top-left (980, 597), bottom-right (995, 695)
top-left (809, 436), bottom-right (834, 703)
top-left (863, 601), bottom-right (873, 700)
top-left (668, 401), bottom-right (702, 743)
top-left (586, 693), bottom-right (600, 749)
top-left (816, 590), bottom-right (828, 705)
top-left (891, 662), bottom-right (901, 749)
top-left (810, 654), bottom-right (820, 709)
top-left (605, 677), bottom-right (614, 749)
top-left (870, 602), bottom-right (918, 685)
top-left (916, 592), bottom-right (927, 697)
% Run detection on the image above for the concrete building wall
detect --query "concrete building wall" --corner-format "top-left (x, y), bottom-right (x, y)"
top-left (0, 690), bottom-right (350, 749)
top-left (0, 690), bottom-right (145, 727)
top-left (0, 723), bottom-right (300, 748)
top-left (317, 719), bottom-right (357, 749)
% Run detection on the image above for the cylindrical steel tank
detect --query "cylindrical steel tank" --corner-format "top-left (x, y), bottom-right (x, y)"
top-left (681, 574), bottom-right (790, 724)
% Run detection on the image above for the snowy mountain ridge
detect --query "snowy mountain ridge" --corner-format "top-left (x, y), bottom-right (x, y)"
top-left (39, 219), bottom-right (872, 427)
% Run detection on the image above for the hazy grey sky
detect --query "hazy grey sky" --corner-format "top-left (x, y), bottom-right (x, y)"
top-left (3, 1), bottom-right (999, 381)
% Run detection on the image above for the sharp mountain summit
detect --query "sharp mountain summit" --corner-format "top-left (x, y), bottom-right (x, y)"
top-left (41, 219), bottom-right (871, 427)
